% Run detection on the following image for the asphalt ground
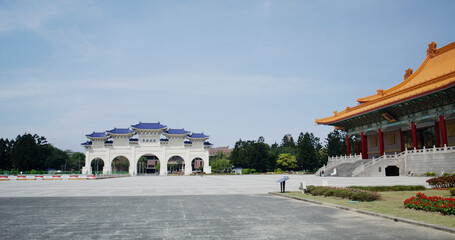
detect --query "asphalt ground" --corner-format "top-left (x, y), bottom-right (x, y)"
top-left (1, 175), bottom-right (453, 239)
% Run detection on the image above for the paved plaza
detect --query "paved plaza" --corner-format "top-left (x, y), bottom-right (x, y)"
top-left (0, 174), bottom-right (433, 197)
top-left (1, 175), bottom-right (453, 239)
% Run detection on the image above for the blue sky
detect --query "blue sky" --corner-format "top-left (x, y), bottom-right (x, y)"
top-left (0, 0), bottom-right (454, 152)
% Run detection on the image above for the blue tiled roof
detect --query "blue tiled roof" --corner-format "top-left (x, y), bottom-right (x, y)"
top-left (164, 128), bottom-right (190, 135)
top-left (188, 133), bottom-right (209, 139)
top-left (131, 122), bottom-right (167, 130)
top-left (104, 140), bottom-right (113, 144)
top-left (86, 132), bottom-right (109, 138)
top-left (129, 138), bottom-right (138, 141)
top-left (160, 138), bottom-right (169, 142)
top-left (184, 141), bottom-right (192, 144)
top-left (106, 128), bottom-right (135, 135)
top-left (204, 141), bottom-right (213, 146)
top-left (81, 141), bottom-right (92, 146)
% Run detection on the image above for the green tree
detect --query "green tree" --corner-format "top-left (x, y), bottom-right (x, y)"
top-left (209, 149), bottom-right (231, 173)
top-left (69, 152), bottom-right (85, 171)
top-left (231, 139), bottom-right (271, 172)
top-left (276, 153), bottom-right (297, 170)
top-left (45, 146), bottom-right (69, 171)
top-left (297, 132), bottom-right (320, 171)
top-left (230, 139), bottom-right (250, 169)
top-left (317, 147), bottom-right (329, 167)
top-left (269, 143), bottom-right (297, 171)
top-left (0, 138), bottom-right (12, 170)
top-left (250, 141), bottom-right (270, 172)
top-left (11, 134), bottom-right (50, 171)
top-left (211, 159), bottom-right (231, 173)
top-left (281, 135), bottom-right (295, 148)
top-left (326, 130), bottom-right (347, 157)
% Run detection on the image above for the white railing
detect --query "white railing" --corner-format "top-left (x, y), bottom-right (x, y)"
top-left (316, 153), bottom-right (362, 176)
top-left (352, 145), bottom-right (455, 176)
top-left (326, 153), bottom-right (362, 167)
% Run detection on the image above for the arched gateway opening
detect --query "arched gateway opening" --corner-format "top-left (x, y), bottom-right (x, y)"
top-left (91, 158), bottom-right (104, 174)
top-left (385, 166), bottom-right (400, 176)
top-left (137, 155), bottom-right (160, 175)
top-left (191, 158), bottom-right (204, 172)
top-left (112, 156), bottom-right (130, 174)
top-left (167, 156), bottom-right (184, 175)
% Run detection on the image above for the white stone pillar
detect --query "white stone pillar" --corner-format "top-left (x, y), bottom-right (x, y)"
top-left (104, 148), bottom-right (111, 174)
top-left (82, 150), bottom-right (92, 175)
top-left (203, 153), bottom-right (211, 174)
top-left (160, 153), bottom-right (167, 176)
top-left (184, 158), bottom-right (192, 175)
top-left (130, 146), bottom-right (136, 176)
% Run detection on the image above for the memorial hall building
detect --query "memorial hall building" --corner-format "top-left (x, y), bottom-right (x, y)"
top-left (316, 41), bottom-right (455, 177)
top-left (81, 122), bottom-right (212, 175)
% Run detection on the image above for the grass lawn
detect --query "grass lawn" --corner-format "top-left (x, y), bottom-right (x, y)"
top-left (284, 189), bottom-right (455, 229)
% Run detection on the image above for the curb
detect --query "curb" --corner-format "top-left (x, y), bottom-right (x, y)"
top-left (268, 192), bottom-right (455, 235)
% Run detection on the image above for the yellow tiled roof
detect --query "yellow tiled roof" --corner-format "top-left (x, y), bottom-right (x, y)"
top-left (316, 41), bottom-right (455, 125)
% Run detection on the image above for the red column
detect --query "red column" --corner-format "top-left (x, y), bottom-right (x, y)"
top-left (399, 129), bottom-right (404, 152)
top-left (440, 115), bottom-right (448, 147)
top-left (346, 135), bottom-right (350, 156)
top-left (364, 136), bottom-right (368, 159)
top-left (361, 132), bottom-right (365, 159)
top-left (411, 121), bottom-right (417, 149)
top-left (356, 140), bottom-right (360, 155)
top-left (435, 122), bottom-right (441, 148)
top-left (378, 129), bottom-right (384, 156)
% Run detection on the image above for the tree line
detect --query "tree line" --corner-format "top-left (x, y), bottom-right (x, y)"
top-left (0, 133), bottom-right (85, 172)
top-left (229, 130), bottom-right (349, 173)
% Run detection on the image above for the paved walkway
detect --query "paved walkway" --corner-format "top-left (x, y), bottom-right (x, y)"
top-left (1, 194), bottom-right (453, 239)
top-left (1, 175), bottom-right (451, 239)
top-left (0, 174), bottom-right (432, 197)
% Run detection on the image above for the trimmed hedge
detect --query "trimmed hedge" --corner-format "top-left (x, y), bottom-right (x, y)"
top-left (347, 185), bottom-right (426, 192)
top-left (450, 188), bottom-right (455, 196)
top-left (305, 185), bottom-right (381, 202)
top-left (426, 176), bottom-right (455, 188)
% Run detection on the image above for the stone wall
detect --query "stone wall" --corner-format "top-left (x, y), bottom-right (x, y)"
top-left (406, 151), bottom-right (455, 176)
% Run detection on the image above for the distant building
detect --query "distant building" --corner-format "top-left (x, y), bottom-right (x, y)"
top-left (209, 146), bottom-right (233, 157)
top-left (285, 134), bottom-right (292, 142)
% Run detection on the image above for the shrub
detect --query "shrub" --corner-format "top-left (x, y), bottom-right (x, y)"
top-left (404, 192), bottom-right (455, 215)
top-left (450, 188), bottom-right (455, 196)
top-left (426, 176), bottom-right (455, 188)
top-left (426, 172), bottom-right (435, 176)
top-left (443, 172), bottom-right (449, 176)
top-left (347, 185), bottom-right (426, 192)
top-left (30, 169), bottom-right (37, 174)
top-left (305, 185), bottom-right (317, 192)
top-left (323, 188), bottom-right (336, 197)
top-left (305, 185), bottom-right (380, 202)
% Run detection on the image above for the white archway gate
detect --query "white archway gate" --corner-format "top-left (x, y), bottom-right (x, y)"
top-left (81, 122), bottom-right (213, 176)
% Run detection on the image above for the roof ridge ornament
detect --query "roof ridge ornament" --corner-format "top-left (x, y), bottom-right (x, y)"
top-left (377, 89), bottom-right (385, 96)
top-left (427, 42), bottom-right (437, 58)
top-left (404, 68), bottom-right (413, 80)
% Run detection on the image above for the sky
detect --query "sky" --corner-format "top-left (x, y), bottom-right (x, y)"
top-left (0, 0), bottom-right (454, 152)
